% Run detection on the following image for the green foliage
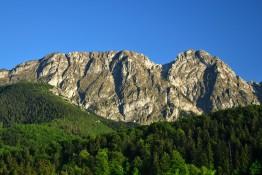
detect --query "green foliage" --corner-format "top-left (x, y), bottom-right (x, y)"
top-left (79, 149), bottom-right (89, 161)
top-left (0, 82), bottom-right (65, 126)
top-left (94, 149), bottom-right (110, 175)
top-left (0, 124), bottom-right (76, 147)
top-left (132, 168), bottom-right (140, 175)
top-left (46, 113), bottom-right (114, 137)
top-left (249, 161), bottom-right (262, 175)
top-left (0, 82), bottom-right (114, 136)
top-left (0, 83), bottom-right (261, 174)
top-left (164, 150), bottom-right (189, 175)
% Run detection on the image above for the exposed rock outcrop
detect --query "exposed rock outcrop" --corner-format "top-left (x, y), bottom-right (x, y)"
top-left (0, 49), bottom-right (260, 124)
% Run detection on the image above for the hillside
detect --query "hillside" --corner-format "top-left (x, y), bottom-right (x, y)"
top-left (0, 82), bottom-right (115, 136)
top-left (0, 105), bottom-right (262, 174)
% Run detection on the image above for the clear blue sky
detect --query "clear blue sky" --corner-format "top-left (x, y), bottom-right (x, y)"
top-left (0, 0), bottom-right (261, 82)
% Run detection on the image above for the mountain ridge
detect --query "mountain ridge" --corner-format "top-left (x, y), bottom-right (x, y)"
top-left (0, 49), bottom-right (260, 124)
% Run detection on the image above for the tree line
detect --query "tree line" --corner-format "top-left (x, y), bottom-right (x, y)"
top-left (0, 105), bottom-right (262, 174)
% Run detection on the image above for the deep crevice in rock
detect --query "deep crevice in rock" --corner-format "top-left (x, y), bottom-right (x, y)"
top-left (83, 58), bottom-right (94, 77)
top-left (253, 83), bottom-right (262, 103)
top-left (196, 64), bottom-right (218, 112)
top-left (110, 52), bottom-right (126, 118)
top-left (112, 61), bottom-right (125, 117)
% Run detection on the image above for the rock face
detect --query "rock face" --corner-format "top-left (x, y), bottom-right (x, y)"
top-left (0, 49), bottom-right (260, 124)
top-left (252, 82), bottom-right (262, 103)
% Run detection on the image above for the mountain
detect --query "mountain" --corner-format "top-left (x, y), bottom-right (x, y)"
top-left (0, 49), bottom-right (260, 124)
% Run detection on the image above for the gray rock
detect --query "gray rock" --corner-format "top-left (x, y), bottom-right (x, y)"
top-left (0, 49), bottom-right (260, 124)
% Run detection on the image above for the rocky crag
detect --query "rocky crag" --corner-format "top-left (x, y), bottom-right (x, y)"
top-left (0, 49), bottom-right (260, 124)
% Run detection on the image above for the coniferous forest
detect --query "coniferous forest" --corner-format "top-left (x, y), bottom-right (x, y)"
top-left (0, 83), bottom-right (262, 175)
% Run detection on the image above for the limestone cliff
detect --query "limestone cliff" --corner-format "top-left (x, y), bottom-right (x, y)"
top-left (0, 49), bottom-right (260, 124)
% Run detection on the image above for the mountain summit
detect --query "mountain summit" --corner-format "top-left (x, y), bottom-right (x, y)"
top-left (0, 50), bottom-right (260, 124)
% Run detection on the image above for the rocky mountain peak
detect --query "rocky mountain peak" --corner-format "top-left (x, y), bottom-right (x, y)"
top-left (176, 49), bottom-right (218, 66)
top-left (0, 50), bottom-right (260, 124)
top-left (0, 69), bottom-right (9, 79)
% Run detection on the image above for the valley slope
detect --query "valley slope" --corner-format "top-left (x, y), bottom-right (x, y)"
top-left (0, 82), bottom-right (118, 136)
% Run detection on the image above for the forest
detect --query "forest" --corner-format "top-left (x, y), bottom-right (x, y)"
top-left (0, 83), bottom-right (262, 175)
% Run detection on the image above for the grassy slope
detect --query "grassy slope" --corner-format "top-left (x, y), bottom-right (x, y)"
top-left (0, 82), bottom-right (115, 137)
